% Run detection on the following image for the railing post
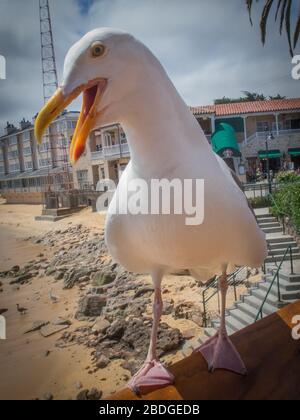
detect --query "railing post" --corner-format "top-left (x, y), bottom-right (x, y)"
top-left (202, 291), bottom-right (207, 328)
top-left (233, 274), bottom-right (237, 301)
top-left (282, 216), bottom-right (285, 235)
top-left (290, 245), bottom-right (294, 275)
top-left (276, 272), bottom-right (281, 303)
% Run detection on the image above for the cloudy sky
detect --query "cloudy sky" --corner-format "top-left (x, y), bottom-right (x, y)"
top-left (0, 0), bottom-right (299, 132)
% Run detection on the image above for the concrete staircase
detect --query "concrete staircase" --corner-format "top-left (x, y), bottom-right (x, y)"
top-left (182, 209), bottom-right (300, 356)
top-left (256, 213), bottom-right (300, 263)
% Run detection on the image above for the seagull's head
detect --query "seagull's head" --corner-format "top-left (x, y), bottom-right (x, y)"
top-left (35, 28), bottom-right (151, 164)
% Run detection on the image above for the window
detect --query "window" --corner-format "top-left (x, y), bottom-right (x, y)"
top-left (39, 158), bottom-right (51, 168)
top-left (8, 150), bottom-right (19, 159)
top-left (9, 163), bottom-right (20, 172)
top-left (38, 142), bottom-right (50, 152)
top-left (9, 136), bottom-right (18, 146)
top-left (256, 121), bottom-right (270, 132)
top-left (67, 120), bottom-right (77, 130)
top-left (23, 131), bottom-right (31, 142)
top-left (58, 137), bottom-right (68, 147)
top-left (77, 170), bottom-right (88, 182)
top-left (0, 150), bottom-right (4, 161)
top-left (23, 146), bottom-right (32, 156)
top-left (25, 161), bottom-right (33, 171)
top-left (57, 121), bottom-right (66, 132)
top-left (0, 165), bottom-right (5, 173)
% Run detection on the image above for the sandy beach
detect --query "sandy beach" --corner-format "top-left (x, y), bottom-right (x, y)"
top-left (0, 202), bottom-right (255, 400)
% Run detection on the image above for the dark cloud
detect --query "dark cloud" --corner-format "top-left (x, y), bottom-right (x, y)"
top-left (0, 0), bottom-right (298, 132)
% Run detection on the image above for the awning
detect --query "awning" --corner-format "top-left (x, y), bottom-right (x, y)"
top-left (288, 148), bottom-right (300, 157)
top-left (258, 149), bottom-right (282, 159)
top-left (211, 122), bottom-right (241, 157)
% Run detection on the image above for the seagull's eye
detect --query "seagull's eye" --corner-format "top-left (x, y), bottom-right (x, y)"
top-left (91, 42), bottom-right (106, 58)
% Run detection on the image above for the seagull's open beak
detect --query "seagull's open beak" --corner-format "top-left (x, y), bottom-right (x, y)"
top-left (34, 79), bottom-right (107, 165)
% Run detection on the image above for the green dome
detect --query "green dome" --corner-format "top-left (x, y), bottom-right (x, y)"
top-left (211, 123), bottom-right (241, 157)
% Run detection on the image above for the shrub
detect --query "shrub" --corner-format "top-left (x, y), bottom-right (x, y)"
top-left (271, 184), bottom-right (300, 232)
top-left (275, 171), bottom-right (300, 184)
top-left (248, 196), bottom-right (271, 208)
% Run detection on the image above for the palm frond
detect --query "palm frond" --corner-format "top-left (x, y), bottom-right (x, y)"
top-left (294, 13), bottom-right (300, 48)
top-left (260, 0), bottom-right (275, 44)
top-left (246, 0), bottom-right (254, 25)
top-left (275, 0), bottom-right (283, 21)
top-left (247, 0), bottom-right (299, 57)
top-left (279, 0), bottom-right (288, 35)
top-left (285, 0), bottom-right (293, 56)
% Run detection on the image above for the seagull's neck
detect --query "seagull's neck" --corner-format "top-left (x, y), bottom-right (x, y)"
top-left (120, 62), bottom-right (210, 174)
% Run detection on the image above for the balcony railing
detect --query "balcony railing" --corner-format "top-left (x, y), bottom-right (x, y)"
top-left (92, 143), bottom-right (130, 161)
top-left (243, 128), bottom-right (300, 145)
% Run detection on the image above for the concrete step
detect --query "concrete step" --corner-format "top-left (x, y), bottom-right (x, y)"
top-left (264, 276), bottom-right (300, 292)
top-left (235, 301), bottom-right (258, 320)
top-left (256, 214), bottom-right (273, 220)
top-left (225, 315), bottom-right (247, 332)
top-left (265, 253), bottom-right (300, 263)
top-left (244, 295), bottom-right (277, 316)
top-left (259, 222), bottom-right (281, 229)
top-left (267, 247), bottom-right (299, 256)
top-left (204, 327), bottom-right (217, 338)
top-left (259, 281), bottom-right (300, 300)
top-left (229, 307), bottom-right (255, 326)
top-left (268, 241), bottom-right (298, 250)
top-left (257, 217), bottom-right (277, 224)
top-left (263, 226), bottom-right (283, 234)
top-left (267, 236), bottom-right (294, 244)
top-left (251, 287), bottom-right (280, 304)
top-left (268, 270), bottom-right (300, 283)
top-left (212, 320), bottom-right (234, 336)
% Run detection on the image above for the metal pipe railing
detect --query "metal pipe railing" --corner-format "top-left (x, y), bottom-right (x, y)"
top-left (255, 245), bottom-right (293, 322)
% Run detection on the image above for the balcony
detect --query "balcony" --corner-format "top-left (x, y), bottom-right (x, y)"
top-left (244, 128), bottom-right (300, 145)
top-left (92, 143), bottom-right (130, 161)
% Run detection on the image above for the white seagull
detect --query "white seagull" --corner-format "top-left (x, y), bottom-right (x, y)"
top-left (35, 28), bottom-right (267, 395)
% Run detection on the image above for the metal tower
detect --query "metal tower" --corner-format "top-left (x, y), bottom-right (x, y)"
top-left (39, 0), bottom-right (58, 103)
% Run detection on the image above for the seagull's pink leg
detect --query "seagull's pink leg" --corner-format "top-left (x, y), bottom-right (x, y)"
top-left (194, 270), bottom-right (247, 375)
top-left (128, 276), bottom-right (174, 395)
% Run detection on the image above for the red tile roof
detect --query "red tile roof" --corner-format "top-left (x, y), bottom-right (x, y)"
top-left (191, 98), bottom-right (300, 117)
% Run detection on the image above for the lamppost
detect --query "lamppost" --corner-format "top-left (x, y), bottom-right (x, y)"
top-left (265, 133), bottom-right (272, 194)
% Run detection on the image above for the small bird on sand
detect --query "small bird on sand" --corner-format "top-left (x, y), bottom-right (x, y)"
top-left (49, 289), bottom-right (59, 304)
top-left (35, 28), bottom-right (267, 395)
top-left (16, 304), bottom-right (28, 315)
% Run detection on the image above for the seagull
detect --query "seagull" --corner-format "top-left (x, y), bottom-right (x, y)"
top-left (35, 28), bottom-right (267, 395)
top-left (16, 304), bottom-right (28, 315)
top-left (49, 289), bottom-right (59, 304)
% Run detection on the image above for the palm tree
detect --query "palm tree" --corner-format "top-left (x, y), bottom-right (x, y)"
top-left (246, 0), bottom-right (300, 56)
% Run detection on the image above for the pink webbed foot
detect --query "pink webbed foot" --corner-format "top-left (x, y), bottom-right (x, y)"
top-left (128, 360), bottom-right (175, 396)
top-left (194, 332), bottom-right (247, 376)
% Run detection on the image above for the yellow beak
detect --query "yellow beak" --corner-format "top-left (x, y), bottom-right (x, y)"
top-left (34, 79), bottom-right (106, 165)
